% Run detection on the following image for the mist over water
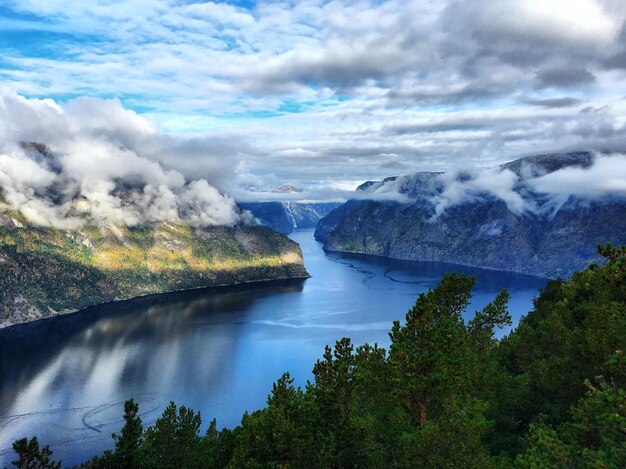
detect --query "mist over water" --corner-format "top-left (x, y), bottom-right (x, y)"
top-left (0, 230), bottom-right (547, 466)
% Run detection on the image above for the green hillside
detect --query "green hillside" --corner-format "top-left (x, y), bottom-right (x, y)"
top-left (0, 206), bottom-right (308, 327)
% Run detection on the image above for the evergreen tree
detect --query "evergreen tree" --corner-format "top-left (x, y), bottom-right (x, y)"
top-left (388, 273), bottom-right (476, 427)
top-left (517, 352), bottom-right (626, 468)
top-left (352, 343), bottom-right (403, 467)
top-left (141, 402), bottom-right (202, 469)
top-left (310, 338), bottom-right (366, 468)
top-left (229, 373), bottom-right (313, 468)
top-left (11, 437), bottom-right (61, 469)
top-left (111, 399), bottom-right (143, 469)
top-left (496, 243), bottom-right (626, 452)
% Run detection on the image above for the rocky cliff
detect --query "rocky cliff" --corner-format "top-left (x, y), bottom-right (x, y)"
top-left (239, 201), bottom-right (341, 234)
top-left (315, 152), bottom-right (626, 278)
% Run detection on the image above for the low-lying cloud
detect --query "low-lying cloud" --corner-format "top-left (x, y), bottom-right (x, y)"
top-left (433, 168), bottom-right (526, 217)
top-left (0, 89), bottom-right (242, 229)
top-left (356, 152), bottom-right (626, 217)
top-left (528, 154), bottom-right (626, 197)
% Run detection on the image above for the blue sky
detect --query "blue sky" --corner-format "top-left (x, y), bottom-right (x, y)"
top-left (1, 0), bottom-right (626, 196)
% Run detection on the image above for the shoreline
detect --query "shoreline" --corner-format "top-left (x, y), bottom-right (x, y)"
top-left (0, 274), bottom-right (310, 334)
top-left (320, 247), bottom-right (552, 280)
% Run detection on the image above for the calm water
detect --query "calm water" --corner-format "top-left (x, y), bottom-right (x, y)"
top-left (0, 230), bottom-right (547, 466)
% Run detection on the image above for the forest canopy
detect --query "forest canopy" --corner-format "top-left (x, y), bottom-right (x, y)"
top-left (9, 245), bottom-right (626, 468)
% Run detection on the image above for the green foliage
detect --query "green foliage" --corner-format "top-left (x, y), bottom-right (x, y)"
top-left (0, 218), bottom-right (307, 326)
top-left (399, 399), bottom-right (498, 468)
top-left (11, 437), bottom-right (61, 469)
top-left (515, 422), bottom-right (573, 468)
top-left (141, 402), bottom-right (202, 469)
top-left (202, 419), bottom-right (237, 469)
top-left (516, 371), bottom-right (626, 468)
top-left (496, 243), bottom-right (626, 451)
top-left (112, 399), bottom-right (144, 469)
top-left (389, 273), bottom-right (475, 427)
top-left (12, 245), bottom-right (626, 468)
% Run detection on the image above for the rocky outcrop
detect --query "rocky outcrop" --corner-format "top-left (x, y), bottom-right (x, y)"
top-left (315, 152), bottom-right (626, 278)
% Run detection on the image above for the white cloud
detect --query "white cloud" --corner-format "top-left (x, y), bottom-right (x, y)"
top-left (472, 0), bottom-right (622, 46)
top-left (528, 153), bottom-right (626, 197)
top-left (433, 168), bottom-right (526, 217)
top-left (1, 1), bottom-right (626, 195)
top-left (0, 89), bottom-right (241, 228)
top-left (352, 152), bottom-right (626, 218)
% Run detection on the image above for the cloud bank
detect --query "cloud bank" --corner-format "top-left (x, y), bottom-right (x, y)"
top-left (2, 1), bottom-right (626, 196)
top-left (0, 89), bottom-right (242, 229)
top-left (357, 153), bottom-right (626, 217)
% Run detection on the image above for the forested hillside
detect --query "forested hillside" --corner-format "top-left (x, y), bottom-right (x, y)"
top-left (0, 218), bottom-right (308, 328)
top-left (9, 245), bottom-right (625, 468)
top-left (0, 144), bottom-right (309, 328)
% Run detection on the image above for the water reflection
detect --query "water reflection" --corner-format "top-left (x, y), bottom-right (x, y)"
top-left (0, 230), bottom-right (547, 466)
top-left (0, 282), bottom-right (304, 465)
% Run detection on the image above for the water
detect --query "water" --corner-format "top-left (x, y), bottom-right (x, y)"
top-left (0, 230), bottom-right (547, 466)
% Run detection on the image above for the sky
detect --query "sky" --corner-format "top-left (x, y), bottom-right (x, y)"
top-left (1, 0), bottom-right (626, 200)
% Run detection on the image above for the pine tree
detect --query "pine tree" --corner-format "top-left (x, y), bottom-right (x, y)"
top-left (111, 399), bottom-right (143, 469)
top-left (388, 273), bottom-right (476, 427)
top-left (11, 437), bottom-right (61, 469)
top-left (142, 401), bottom-right (202, 469)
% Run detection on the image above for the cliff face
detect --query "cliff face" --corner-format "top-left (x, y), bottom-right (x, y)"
top-left (239, 202), bottom-right (341, 234)
top-left (0, 210), bottom-right (308, 327)
top-left (315, 152), bottom-right (626, 278)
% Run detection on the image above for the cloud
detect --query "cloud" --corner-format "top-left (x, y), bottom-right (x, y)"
top-left (460, 0), bottom-right (622, 48)
top-left (1, 1), bottom-right (626, 195)
top-left (603, 50), bottom-right (626, 69)
top-left (528, 153), bottom-right (626, 197)
top-left (232, 183), bottom-right (410, 204)
top-left (386, 116), bottom-right (500, 135)
top-left (351, 152), bottom-right (626, 218)
top-left (432, 168), bottom-right (526, 217)
top-left (385, 79), bottom-right (514, 107)
top-left (242, 38), bottom-right (412, 93)
top-left (535, 67), bottom-right (596, 88)
top-left (0, 89), bottom-right (241, 228)
top-left (523, 97), bottom-right (584, 108)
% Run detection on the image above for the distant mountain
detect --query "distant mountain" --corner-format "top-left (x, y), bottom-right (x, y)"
top-left (315, 152), bottom-right (626, 278)
top-left (240, 201), bottom-right (342, 234)
top-left (269, 185), bottom-right (304, 193)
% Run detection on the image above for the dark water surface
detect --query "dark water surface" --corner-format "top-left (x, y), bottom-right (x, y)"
top-left (0, 230), bottom-right (547, 466)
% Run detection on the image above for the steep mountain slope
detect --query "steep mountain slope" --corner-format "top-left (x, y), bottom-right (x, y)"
top-left (239, 202), bottom-right (341, 234)
top-left (0, 208), bottom-right (308, 327)
top-left (0, 144), bottom-right (309, 327)
top-left (315, 152), bottom-right (626, 278)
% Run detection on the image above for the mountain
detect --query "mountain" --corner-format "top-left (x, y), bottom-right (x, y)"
top-left (315, 152), bottom-right (626, 278)
top-left (269, 185), bottom-right (303, 193)
top-left (239, 201), bottom-right (341, 234)
top-left (0, 208), bottom-right (308, 327)
top-left (0, 144), bottom-right (309, 328)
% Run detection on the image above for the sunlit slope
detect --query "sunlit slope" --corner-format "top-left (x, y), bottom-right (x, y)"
top-left (0, 204), bottom-right (308, 327)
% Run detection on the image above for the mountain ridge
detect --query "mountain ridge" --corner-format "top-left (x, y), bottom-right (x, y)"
top-left (239, 201), bottom-right (341, 234)
top-left (0, 144), bottom-right (309, 328)
top-left (315, 151), bottom-right (626, 278)
top-left (0, 212), bottom-right (309, 328)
